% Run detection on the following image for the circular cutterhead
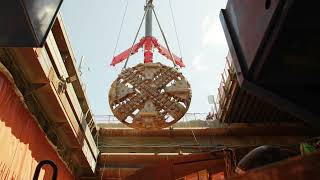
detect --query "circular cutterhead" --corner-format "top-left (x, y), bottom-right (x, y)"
top-left (108, 63), bottom-right (192, 130)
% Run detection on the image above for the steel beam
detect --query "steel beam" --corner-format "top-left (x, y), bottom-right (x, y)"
top-left (123, 152), bottom-right (225, 180)
top-left (99, 136), bottom-right (307, 153)
top-left (98, 126), bottom-right (318, 153)
top-left (99, 126), bottom-right (320, 137)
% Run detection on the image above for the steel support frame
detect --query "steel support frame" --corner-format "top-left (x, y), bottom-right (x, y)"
top-left (219, 1), bottom-right (320, 127)
top-left (111, 0), bottom-right (185, 67)
top-left (111, 36), bottom-right (184, 67)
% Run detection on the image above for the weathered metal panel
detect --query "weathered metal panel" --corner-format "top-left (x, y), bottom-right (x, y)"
top-left (220, 0), bottom-right (320, 126)
top-left (124, 153), bottom-right (225, 180)
top-left (185, 173), bottom-right (198, 180)
top-left (198, 170), bottom-right (209, 180)
top-left (223, 0), bottom-right (283, 72)
top-left (99, 126), bottom-right (320, 137)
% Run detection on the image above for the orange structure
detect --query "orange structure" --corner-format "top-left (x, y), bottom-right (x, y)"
top-left (0, 69), bottom-right (73, 179)
top-left (0, 14), bottom-right (98, 178)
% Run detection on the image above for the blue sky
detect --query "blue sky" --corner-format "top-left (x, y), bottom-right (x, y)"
top-left (60, 0), bottom-right (228, 115)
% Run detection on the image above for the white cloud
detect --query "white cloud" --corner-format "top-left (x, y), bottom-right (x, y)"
top-left (201, 15), bottom-right (226, 47)
top-left (190, 15), bottom-right (227, 73)
top-left (191, 53), bottom-right (208, 72)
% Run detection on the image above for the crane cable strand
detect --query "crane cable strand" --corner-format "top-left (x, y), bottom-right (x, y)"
top-left (112, 0), bottom-right (129, 61)
top-left (169, 0), bottom-right (183, 58)
top-left (152, 8), bottom-right (178, 68)
top-left (122, 2), bottom-right (149, 70)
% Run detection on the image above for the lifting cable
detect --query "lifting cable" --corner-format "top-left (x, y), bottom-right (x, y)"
top-left (112, 0), bottom-right (129, 61)
top-left (152, 8), bottom-right (178, 68)
top-left (186, 114), bottom-right (201, 150)
top-left (118, 0), bottom-right (182, 69)
top-left (122, 1), bottom-right (151, 70)
top-left (168, 0), bottom-right (183, 59)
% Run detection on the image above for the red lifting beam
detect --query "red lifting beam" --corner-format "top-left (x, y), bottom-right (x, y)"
top-left (111, 36), bottom-right (185, 67)
top-left (111, 0), bottom-right (185, 68)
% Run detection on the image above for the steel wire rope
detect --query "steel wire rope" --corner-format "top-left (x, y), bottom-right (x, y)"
top-left (111, 1), bottom-right (129, 110)
top-left (152, 8), bottom-right (178, 68)
top-left (112, 0), bottom-right (129, 61)
top-left (122, 0), bottom-right (151, 70)
top-left (185, 114), bottom-right (201, 152)
top-left (114, 0), bottom-right (151, 129)
top-left (168, 0), bottom-right (183, 58)
top-left (190, 120), bottom-right (200, 144)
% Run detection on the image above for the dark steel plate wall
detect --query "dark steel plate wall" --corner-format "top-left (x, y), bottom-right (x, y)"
top-left (224, 0), bottom-right (281, 72)
top-left (0, 0), bottom-right (63, 47)
top-left (221, 0), bottom-right (320, 126)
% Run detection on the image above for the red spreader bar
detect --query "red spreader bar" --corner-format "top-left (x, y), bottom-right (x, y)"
top-left (111, 36), bottom-right (185, 68)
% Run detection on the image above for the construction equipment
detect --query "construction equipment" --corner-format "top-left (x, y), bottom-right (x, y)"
top-left (108, 0), bottom-right (191, 129)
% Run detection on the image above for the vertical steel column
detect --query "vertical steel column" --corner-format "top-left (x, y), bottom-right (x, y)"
top-left (144, 1), bottom-right (154, 63)
top-left (145, 2), bottom-right (153, 37)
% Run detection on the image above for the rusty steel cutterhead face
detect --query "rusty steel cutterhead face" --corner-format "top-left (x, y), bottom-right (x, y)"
top-left (108, 63), bottom-right (192, 130)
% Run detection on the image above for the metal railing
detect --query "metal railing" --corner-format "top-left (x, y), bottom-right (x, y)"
top-left (95, 113), bottom-right (226, 128)
top-left (212, 53), bottom-right (236, 121)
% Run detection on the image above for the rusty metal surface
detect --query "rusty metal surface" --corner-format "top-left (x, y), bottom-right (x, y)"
top-left (109, 63), bottom-right (191, 129)
top-left (228, 151), bottom-right (320, 180)
top-left (98, 126), bottom-right (318, 153)
top-left (95, 148), bottom-right (255, 180)
top-left (124, 152), bottom-right (225, 180)
top-left (224, 149), bottom-right (237, 178)
top-left (119, 148), bottom-right (254, 180)
top-left (96, 168), bottom-right (139, 180)
top-left (99, 151), bottom-right (223, 166)
top-left (99, 126), bottom-right (320, 137)
top-left (98, 136), bottom-right (306, 154)
top-left (97, 148), bottom-right (265, 169)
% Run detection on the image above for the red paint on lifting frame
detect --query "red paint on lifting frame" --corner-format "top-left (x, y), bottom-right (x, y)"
top-left (111, 36), bottom-right (185, 68)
